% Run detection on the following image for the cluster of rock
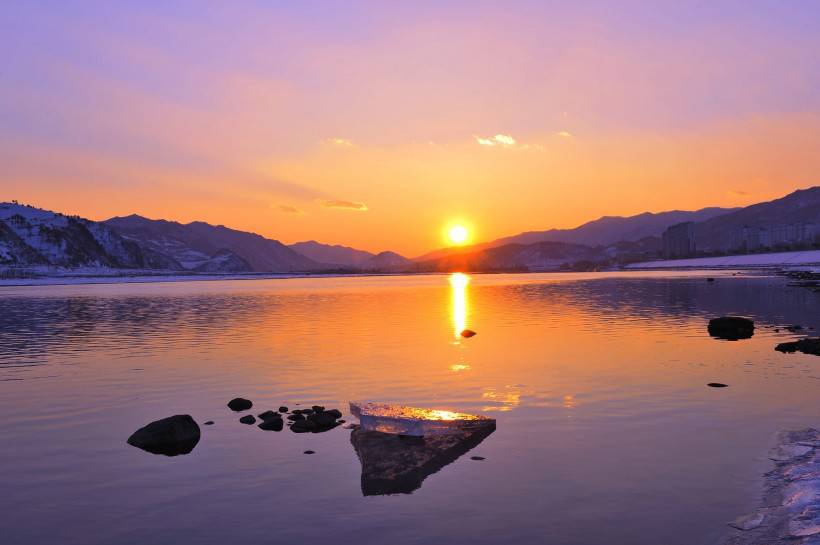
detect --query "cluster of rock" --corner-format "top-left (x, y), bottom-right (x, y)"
top-left (776, 338), bottom-right (820, 357)
top-left (725, 428), bottom-right (820, 544)
top-left (227, 397), bottom-right (345, 433)
top-left (126, 398), bottom-right (345, 456)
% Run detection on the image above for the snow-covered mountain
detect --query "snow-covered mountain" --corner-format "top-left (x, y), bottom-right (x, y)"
top-left (104, 215), bottom-right (320, 272)
top-left (0, 202), bottom-right (177, 269)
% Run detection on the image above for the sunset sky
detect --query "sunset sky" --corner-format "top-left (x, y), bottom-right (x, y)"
top-left (2, 1), bottom-right (819, 256)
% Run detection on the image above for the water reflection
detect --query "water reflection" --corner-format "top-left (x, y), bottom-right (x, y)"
top-left (350, 424), bottom-right (495, 496)
top-left (449, 273), bottom-right (469, 339)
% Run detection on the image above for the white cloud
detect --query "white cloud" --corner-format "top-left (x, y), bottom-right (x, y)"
top-left (274, 204), bottom-right (305, 214)
top-left (475, 133), bottom-right (517, 147)
top-left (326, 137), bottom-right (354, 147)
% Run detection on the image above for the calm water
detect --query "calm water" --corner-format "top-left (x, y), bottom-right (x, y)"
top-left (1, 272), bottom-right (818, 545)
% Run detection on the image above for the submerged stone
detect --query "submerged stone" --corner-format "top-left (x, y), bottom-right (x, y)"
top-left (127, 415), bottom-right (200, 456)
top-left (204, 421), bottom-right (214, 426)
top-left (729, 509), bottom-right (769, 531)
top-left (304, 450), bottom-right (315, 455)
top-left (708, 383), bottom-right (729, 388)
top-left (708, 317), bottom-right (755, 341)
top-left (227, 398), bottom-right (253, 411)
top-left (239, 415), bottom-right (256, 425)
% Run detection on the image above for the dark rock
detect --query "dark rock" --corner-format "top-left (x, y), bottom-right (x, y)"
top-left (471, 456), bottom-right (486, 460)
top-left (301, 409), bottom-right (314, 415)
top-left (239, 415), bottom-right (256, 425)
top-left (460, 329), bottom-right (477, 338)
top-left (257, 410), bottom-right (281, 421)
top-left (304, 450), bottom-right (315, 455)
top-left (312, 405), bottom-right (325, 413)
top-left (785, 324), bottom-right (803, 332)
top-left (278, 406), bottom-right (288, 413)
top-left (287, 413), bottom-right (305, 421)
top-left (324, 409), bottom-right (343, 419)
top-left (775, 338), bottom-right (820, 356)
top-left (204, 421), bottom-right (214, 426)
top-left (310, 412), bottom-right (339, 429)
top-left (258, 418), bottom-right (284, 431)
top-left (706, 277), bottom-right (715, 282)
top-left (127, 415), bottom-right (200, 456)
top-left (707, 382), bottom-right (729, 388)
top-left (291, 409), bottom-right (303, 415)
top-left (290, 419), bottom-right (316, 433)
top-left (227, 398), bottom-right (253, 411)
top-left (708, 316), bottom-right (755, 341)
top-left (338, 419), bottom-right (346, 424)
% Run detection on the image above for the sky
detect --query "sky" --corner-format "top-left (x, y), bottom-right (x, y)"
top-left (1, 1), bottom-right (819, 256)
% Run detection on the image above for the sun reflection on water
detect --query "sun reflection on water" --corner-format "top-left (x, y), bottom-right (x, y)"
top-left (449, 272), bottom-right (470, 339)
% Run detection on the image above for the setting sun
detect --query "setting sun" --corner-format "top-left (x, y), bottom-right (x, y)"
top-left (448, 225), bottom-right (469, 245)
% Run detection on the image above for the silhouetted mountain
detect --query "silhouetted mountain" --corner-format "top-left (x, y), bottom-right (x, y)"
top-left (693, 187), bottom-right (820, 251)
top-left (105, 215), bottom-right (319, 272)
top-left (416, 241), bottom-right (605, 272)
top-left (289, 240), bottom-right (375, 267)
top-left (0, 202), bottom-right (175, 269)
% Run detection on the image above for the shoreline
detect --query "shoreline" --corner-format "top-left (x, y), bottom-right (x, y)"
top-left (724, 428), bottom-right (819, 544)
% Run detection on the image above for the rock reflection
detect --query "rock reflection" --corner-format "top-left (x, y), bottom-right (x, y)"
top-left (350, 424), bottom-right (495, 496)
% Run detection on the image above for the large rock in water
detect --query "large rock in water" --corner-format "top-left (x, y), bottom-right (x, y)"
top-left (708, 316), bottom-right (755, 341)
top-left (127, 415), bottom-right (200, 456)
top-left (775, 338), bottom-right (820, 356)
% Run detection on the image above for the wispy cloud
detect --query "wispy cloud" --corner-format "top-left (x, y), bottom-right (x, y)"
top-left (728, 189), bottom-right (751, 197)
top-left (475, 134), bottom-right (517, 147)
top-left (556, 131), bottom-right (573, 138)
top-left (274, 204), bottom-right (305, 214)
top-left (320, 199), bottom-right (368, 211)
top-left (326, 137), bottom-right (354, 148)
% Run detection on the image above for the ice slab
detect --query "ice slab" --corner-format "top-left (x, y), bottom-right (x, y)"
top-left (349, 402), bottom-right (495, 436)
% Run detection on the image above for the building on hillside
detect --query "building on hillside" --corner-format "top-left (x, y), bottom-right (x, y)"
top-left (662, 221), bottom-right (695, 259)
top-left (730, 223), bottom-right (820, 252)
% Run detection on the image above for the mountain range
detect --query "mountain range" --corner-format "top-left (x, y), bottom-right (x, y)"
top-left (1, 186), bottom-right (818, 274)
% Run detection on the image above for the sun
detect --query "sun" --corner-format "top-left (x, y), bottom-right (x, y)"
top-left (448, 224), bottom-right (469, 245)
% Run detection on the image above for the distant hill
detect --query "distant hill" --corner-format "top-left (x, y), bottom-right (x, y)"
top-left (105, 215), bottom-right (319, 272)
top-left (693, 187), bottom-right (820, 251)
top-left (361, 251), bottom-right (413, 271)
top-left (289, 240), bottom-right (375, 267)
top-left (0, 202), bottom-right (178, 269)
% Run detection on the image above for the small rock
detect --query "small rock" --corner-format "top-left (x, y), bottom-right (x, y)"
top-left (304, 450), bottom-right (315, 455)
top-left (204, 421), bottom-right (214, 426)
top-left (239, 415), bottom-right (256, 425)
top-left (312, 405), bottom-right (325, 413)
top-left (258, 419), bottom-right (284, 431)
top-left (460, 329), bottom-right (477, 338)
top-left (324, 409), bottom-right (343, 419)
top-left (291, 409), bottom-right (303, 415)
top-left (708, 317), bottom-right (755, 341)
top-left (287, 413), bottom-right (305, 421)
top-left (728, 509), bottom-right (769, 531)
top-left (127, 415), bottom-right (200, 456)
top-left (257, 410), bottom-right (280, 421)
top-left (707, 383), bottom-right (728, 388)
top-left (290, 419), bottom-right (316, 433)
top-left (278, 406), bottom-right (288, 413)
top-left (301, 409), bottom-right (314, 415)
top-left (707, 277), bottom-right (715, 282)
top-left (227, 398), bottom-right (253, 411)
top-left (787, 324), bottom-right (804, 332)
top-left (471, 456), bottom-right (486, 461)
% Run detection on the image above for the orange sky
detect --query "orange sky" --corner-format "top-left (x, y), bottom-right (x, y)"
top-left (2, 2), bottom-right (819, 256)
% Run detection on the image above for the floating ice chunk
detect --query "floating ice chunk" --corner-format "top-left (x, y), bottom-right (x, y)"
top-left (349, 402), bottom-right (495, 437)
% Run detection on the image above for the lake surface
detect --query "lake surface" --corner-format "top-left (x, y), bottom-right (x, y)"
top-left (1, 271), bottom-right (818, 545)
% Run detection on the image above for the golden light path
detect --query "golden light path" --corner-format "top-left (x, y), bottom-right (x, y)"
top-left (449, 272), bottom-right (469, 339)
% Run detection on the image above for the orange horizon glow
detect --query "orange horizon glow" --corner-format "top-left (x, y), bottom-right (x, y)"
top-left (2, 4), bottom-right (819, 257)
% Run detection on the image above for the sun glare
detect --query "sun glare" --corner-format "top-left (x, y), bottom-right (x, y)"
top-left (448, 224), bottom-right (469, 245)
